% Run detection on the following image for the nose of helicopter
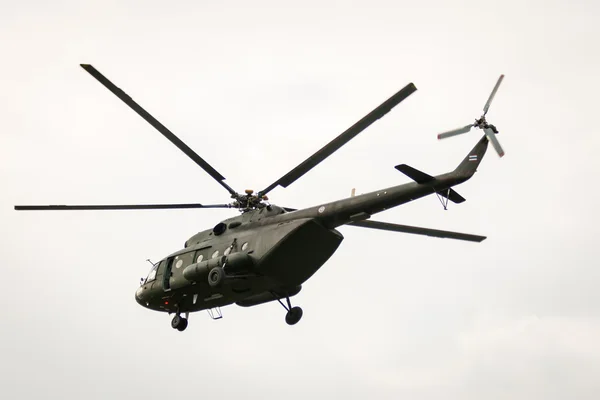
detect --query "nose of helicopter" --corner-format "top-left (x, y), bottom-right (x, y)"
top-left (135, 286), bottom-right (146, 306)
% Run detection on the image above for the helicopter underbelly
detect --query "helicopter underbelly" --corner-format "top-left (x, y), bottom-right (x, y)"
top-left (257, 218), bottom-right (344, 286)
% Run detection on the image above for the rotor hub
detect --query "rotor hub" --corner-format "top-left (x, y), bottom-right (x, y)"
top-left (474, 116), bottom-right (487, 129)
top-left (231, 192), bottom-right (269, 212)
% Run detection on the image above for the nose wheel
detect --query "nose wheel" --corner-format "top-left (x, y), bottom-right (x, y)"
top-left (272, 291), bottom-right (303, 325)
top-left (171, 313), bottom-right (188, 331)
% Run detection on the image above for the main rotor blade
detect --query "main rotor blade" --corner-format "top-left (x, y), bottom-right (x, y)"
top-left (347, 220), bottom-right (486, 242)
top-left (437, 124), bottom-right (473, 140)
top-left (258, 83), bottom-right (417, 197)
top-left (14, 203), bottom-right (231, 211)
top-left (483, 74), bottom-right (504, 115)
top-left (80, 64), bottom-right (238, 198)
top-left (483, 128), bottom-right (505, 157)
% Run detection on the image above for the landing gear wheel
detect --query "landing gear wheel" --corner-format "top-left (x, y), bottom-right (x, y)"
top-left (272, 292), bottom-right (303, 326)
top-left (171, 315), bottom-right (188, 331)
top-left (285, 306), bottom-right (303, 325)
top-left (177, 318), bottom-right (188, 331)
top-left (208, 267), bottom-right (225, 287)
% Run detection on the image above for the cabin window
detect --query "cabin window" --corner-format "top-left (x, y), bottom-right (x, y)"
top-left (193, 246), bottom-right (211, 264)
top-left (145, 263), bottom-right (158, 283)
top-left (173, 252), bottom-right (194, 271)
top-left (224, 247), bottom-right (232, 256)
top-left (211, 250), bottom-right (219, 259)
top-left (241, 242), bottom-right (249, 251)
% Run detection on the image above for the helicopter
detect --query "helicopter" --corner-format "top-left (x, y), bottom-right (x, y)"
top-left (15, 65), bottom-right (506, 331)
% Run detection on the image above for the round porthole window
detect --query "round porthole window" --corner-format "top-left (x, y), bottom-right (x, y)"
top-left (241, 242), bottom-right (249, 251)
top-left (211, 250), bottom-right (219, 259)
top-left (175, 259), bottom-right (183, 269)
top-left (224, 247), bottom-right (231, 256)
top-left (196, 254), bottom-right (204, 263)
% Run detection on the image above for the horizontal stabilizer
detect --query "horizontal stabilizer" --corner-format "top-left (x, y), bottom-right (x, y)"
top-left (438, 188), bottom-right (466, 204)
top-left (394, 164), bottom-right (435, 184)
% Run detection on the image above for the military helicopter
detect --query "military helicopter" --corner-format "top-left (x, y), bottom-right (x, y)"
top-left (15, 66), bottom-right (506, 331)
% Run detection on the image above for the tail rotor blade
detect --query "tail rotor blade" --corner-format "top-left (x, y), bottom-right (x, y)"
top-left (483, 74), bottom-right (504, 115)
top-left (437, 124), bottom-right (473, 140)
top-left (484, 128), bottom-right (505, 157)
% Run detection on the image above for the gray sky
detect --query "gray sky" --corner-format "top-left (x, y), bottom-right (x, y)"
top-left (2, 1), bottom-right (599, 399)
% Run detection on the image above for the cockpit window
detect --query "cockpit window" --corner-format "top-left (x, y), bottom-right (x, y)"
top-left (145, 263), bottom-right (158, 283)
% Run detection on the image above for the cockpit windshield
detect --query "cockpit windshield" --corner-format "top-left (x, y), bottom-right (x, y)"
top-left (145, 263), bottom-right (158, 283)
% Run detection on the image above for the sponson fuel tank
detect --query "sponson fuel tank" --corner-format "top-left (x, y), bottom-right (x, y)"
top-left (183, 252), bottom-right (255, 282)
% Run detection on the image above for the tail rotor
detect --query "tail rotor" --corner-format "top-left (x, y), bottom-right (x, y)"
top-left (437, 74), bottom-right (506, 157)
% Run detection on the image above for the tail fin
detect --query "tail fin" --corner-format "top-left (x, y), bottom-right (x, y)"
top-left (453, 135), bottom-right (489, 180)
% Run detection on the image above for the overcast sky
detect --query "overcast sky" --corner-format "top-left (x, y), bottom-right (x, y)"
top-left (2, 1), bottom-right (599, 399)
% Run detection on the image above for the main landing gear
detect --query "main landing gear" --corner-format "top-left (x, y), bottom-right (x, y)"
top-left (272, 292), bottom-right (303, 325)
top-left (171, 312), bottom-right (189, 332)
top-left (286, 306), bottom-right (303, 325)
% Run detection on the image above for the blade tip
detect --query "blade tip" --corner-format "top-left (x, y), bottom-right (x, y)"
top-left (80, 64), bottom-right (95, 73)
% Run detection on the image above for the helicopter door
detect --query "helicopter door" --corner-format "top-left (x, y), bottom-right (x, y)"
top-left (163, 257), bottom-right (175, 291)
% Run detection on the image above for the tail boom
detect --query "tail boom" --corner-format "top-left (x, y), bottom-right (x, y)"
top-left (275, 135), bottom-right (491, 229)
